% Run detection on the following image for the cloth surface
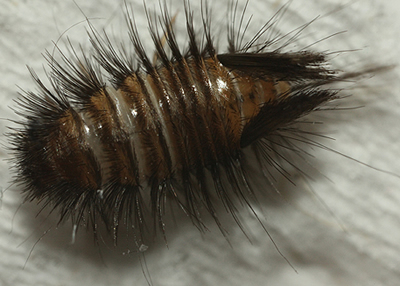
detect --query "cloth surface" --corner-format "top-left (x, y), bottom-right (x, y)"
top-left (0, 0), bottom-right (399, 285)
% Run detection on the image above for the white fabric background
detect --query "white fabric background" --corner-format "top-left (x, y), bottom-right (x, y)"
top-left (0, 0), bottom-right (400, 285)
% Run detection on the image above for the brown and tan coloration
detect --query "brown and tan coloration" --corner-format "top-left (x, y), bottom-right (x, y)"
top-left (9, 2), bottom-right (339, 245)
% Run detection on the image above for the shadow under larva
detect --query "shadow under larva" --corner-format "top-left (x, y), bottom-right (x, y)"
top-left (3, 0), bottom-right (400, 285)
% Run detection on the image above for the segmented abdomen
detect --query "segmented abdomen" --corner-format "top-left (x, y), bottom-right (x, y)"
top-left (10, 3), bottom-right (336, 240)
top-left (34, 55), bottom-right (281, 192)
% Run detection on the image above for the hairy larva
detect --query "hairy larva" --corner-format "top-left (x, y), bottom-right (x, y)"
top-left (1, 0), bottom-right (400, 286)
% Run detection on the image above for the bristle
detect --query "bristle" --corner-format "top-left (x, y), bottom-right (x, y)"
top-left (8, 1), bottom-right (355, 249)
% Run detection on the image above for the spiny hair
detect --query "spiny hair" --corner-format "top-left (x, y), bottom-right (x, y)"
top-left (8, 0), bottom-right (350, 249)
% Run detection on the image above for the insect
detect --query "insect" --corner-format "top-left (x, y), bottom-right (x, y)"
top-left (2, 0), bottom-right (400, 285)
top-left (8, 0), bottom-right (344, 247)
